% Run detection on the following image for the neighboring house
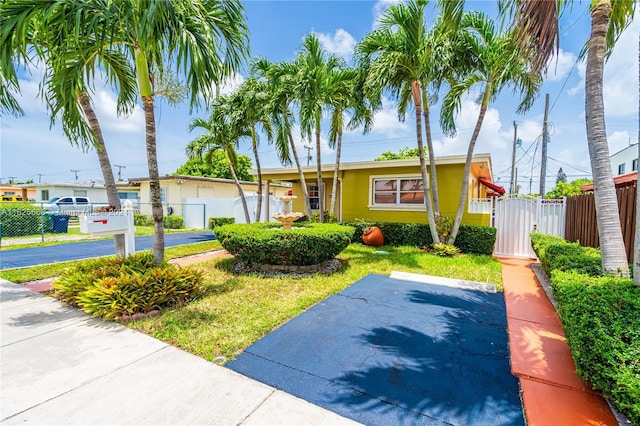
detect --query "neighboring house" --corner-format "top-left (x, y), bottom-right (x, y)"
top-left (0, 184), bottom-right (36, 201)
top-left (21, 180), bottom-right (110, 204)
top-left (610, 143), bottom-right (638, 176)
top-left (580, 171), bottom-right (637, 192)
top-left (127, 175), bottom-right (291, 227)
top-left (255, 153), bottom-right (503, 226)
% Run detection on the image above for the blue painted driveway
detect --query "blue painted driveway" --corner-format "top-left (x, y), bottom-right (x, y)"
top-left (228, 274), bottom-right (524, 426)
top-left (0, 232), bottom-right (215, 270)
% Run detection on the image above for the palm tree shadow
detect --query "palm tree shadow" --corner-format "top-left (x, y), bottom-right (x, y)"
top-left (328, 289), bottom-right (524, 425)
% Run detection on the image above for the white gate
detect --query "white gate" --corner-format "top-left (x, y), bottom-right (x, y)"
top-left (493, 196), bottom-right (566, 258)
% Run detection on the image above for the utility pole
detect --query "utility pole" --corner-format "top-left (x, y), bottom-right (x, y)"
top-left (539, 93), bottom-right (549, 196)
top-left (37, 173), bottom-right (43, 183)
top-left (510, 121), bottom-right (518, 195)
top-left (8, 176), bottom-right (16, 184)
top-left (71, 169), bottom-right (80, 181)
top-left (304, 145), bottom-right (313, 166)
top-left (114, 164), bottom-right (126, 181)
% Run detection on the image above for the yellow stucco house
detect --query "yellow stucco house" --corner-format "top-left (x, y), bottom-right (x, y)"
top-left (255, 153), bottom-right (503, 226)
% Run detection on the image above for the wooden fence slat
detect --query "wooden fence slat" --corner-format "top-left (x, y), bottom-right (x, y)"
top-left (564, 183), bottom-right (637, 263)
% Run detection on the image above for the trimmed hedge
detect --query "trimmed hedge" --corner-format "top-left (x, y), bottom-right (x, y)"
top-left (134, 214), bottom-right (184, 229)
top-left (209, 217), bottom-right (235, 229)
top-left (163, 215), bottom-right (184, 229)
top-left (530, 233), bottom-right (639, 422)
top-left (530, 233), bottom-right (602, 277)
top-left (342, 221), bottom-right (496, 256)
top-left (214, 222), bottom-right (354, 266)
top-left (52, 252), bottom-right (203, 320)
top-left (134, 214), bottom-right (153, 226)
top-left (0, 203), bottom-right (50, 237)
top-left (551, 271), bottom-right (639, 423)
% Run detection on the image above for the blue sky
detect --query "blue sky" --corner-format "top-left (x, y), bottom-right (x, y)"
top-left (1, 0), bottom-right (638, 194)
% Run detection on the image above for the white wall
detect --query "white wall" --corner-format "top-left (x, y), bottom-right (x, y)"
top-left (183, 196), bottom-right (285, 228)
top-left (610, 144), bottom-right (638, 175)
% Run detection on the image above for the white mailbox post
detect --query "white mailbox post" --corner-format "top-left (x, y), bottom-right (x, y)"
top-left (80, 210), bottom-right (136, 256)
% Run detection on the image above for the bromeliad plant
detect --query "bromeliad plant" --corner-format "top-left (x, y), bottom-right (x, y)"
top-left (53, 252), bottom-right (203, 320)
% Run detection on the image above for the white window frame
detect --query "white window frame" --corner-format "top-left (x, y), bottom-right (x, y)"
top-left (368, 174), bottom-right (427, 212)
top-left (148, 186), bottom-right (167, 203)
top-left (307, 183), bottom-right (325, 211)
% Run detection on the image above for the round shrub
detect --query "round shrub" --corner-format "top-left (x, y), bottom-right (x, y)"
top-left (214, 222), bottom-right (354, 266)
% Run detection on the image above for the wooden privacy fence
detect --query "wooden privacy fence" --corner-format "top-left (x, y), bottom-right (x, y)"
top-left (564, 184), bottom-right (637, 262)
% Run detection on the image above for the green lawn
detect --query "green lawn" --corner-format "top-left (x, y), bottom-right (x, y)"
top-left (0, 241), bottom-right (222, 283)
top-left (129, 244), bottom-right (502, 363)
top-left (2, 241), bottom-right (502, 365)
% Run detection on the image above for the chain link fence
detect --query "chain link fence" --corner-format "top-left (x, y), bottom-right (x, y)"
top-left (0, 202), bottom-right (210, 248)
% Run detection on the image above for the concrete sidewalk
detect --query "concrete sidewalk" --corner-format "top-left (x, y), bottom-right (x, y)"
top-left (0, 279), bottom-right (360, 425)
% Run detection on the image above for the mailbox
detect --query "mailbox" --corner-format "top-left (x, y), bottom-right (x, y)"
top-left (80, 211), bottom-right (135, 256)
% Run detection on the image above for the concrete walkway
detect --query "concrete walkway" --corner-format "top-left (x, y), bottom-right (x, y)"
top-left (499, 258), bottom-right (617, 426)
top-left (0, 279), bottom-right (360, 425)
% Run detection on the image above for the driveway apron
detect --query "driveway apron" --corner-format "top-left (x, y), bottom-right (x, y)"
top-left (228, 273), bottom-right (524, 426)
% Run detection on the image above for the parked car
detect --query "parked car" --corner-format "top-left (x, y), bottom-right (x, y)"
top-left (43, 196), bottom-right (91, 212)
top-left (1, 195), bottom-right (24, 202)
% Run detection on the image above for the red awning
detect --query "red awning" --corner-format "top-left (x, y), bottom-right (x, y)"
top-left (479, 179), bottom-right (506, 196)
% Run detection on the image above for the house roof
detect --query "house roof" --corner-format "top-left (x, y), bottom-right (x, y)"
top-left (18, 180), bottom-right (105, 189)
top-left (127, 175), bottom-right (291, 188)
top-left (580, 172), bottom-right (637, 192)
top-left (253, 153), bottom-right (495, 182)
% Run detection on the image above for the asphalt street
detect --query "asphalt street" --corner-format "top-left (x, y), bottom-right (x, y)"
top-left (0, 232), bottom-right (216, 270)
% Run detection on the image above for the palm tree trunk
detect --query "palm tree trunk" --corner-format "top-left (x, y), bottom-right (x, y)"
top-left (142, 96), bottom-right (165, 264)
top-left (287, 127), bottom-right (312, 217)
top-left (448, 87), bottom-right (491, 245)
top-left (422, 87), bottom-right (439, 213)
top-left (136, 48), bottom-right (164, 264)
top-left (251, 126), bottom-right (263, 222)
top-left (78, 92), bottom-right (125, 257)
top-left (229, 162), bottom-right (250, 223)
top-left (412, 81), bottom-right (439, 244)
top-left (329, 127), bottom-right (342, 217)
top-left (315, 111), bottom-right (324, 222)
top-left (586, 2), bottom-right (629, 276)
top-left (635, 25), bottom-right (640, 285)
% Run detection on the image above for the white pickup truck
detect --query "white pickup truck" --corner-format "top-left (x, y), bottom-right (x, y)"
top-left (43, 196), bottom-right (92, 213)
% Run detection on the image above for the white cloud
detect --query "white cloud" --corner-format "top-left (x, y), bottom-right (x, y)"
top-left (602, 15), bottom-right (639, 117)
top-left (567, 14), bottom-right (639, 115)
top-left (372, 0), bottom-right (400, 28)
top-left (546, 48), bottom-right (578, 82)
top-left (315, 29), bottom-right (357, 61)
top-left (217, 73), bottom-right (245, 96)
top-left (369, 96), bottom-right (411, 136)
top-left (608, 130), bottom-right (633, 156)
top-left (434, 99), bottom-right (509, 158)
top-left (92, 89), bottom-right (144, 134)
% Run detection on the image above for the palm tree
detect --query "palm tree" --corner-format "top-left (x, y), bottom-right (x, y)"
top-left (227, 78), bottom-right (272, 222)
top-left (295, 34), bottom-right (344, 223)
top-left (504, 0), bottom-right (635, 276)
top-left (1, 4), bottom-right (138, 257)
top-left (252, 58), bottom-right (313, 218)
top-left (442, 12), bottom-right (541, 245)
top-left (2, 0), bottom-right (249, 264)
top-left (355, 0), bottom-right (440, 243)
top-left (326, 66), bottom-right (376, 216)
top-left (187, 106), bottom-right (251, 223)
